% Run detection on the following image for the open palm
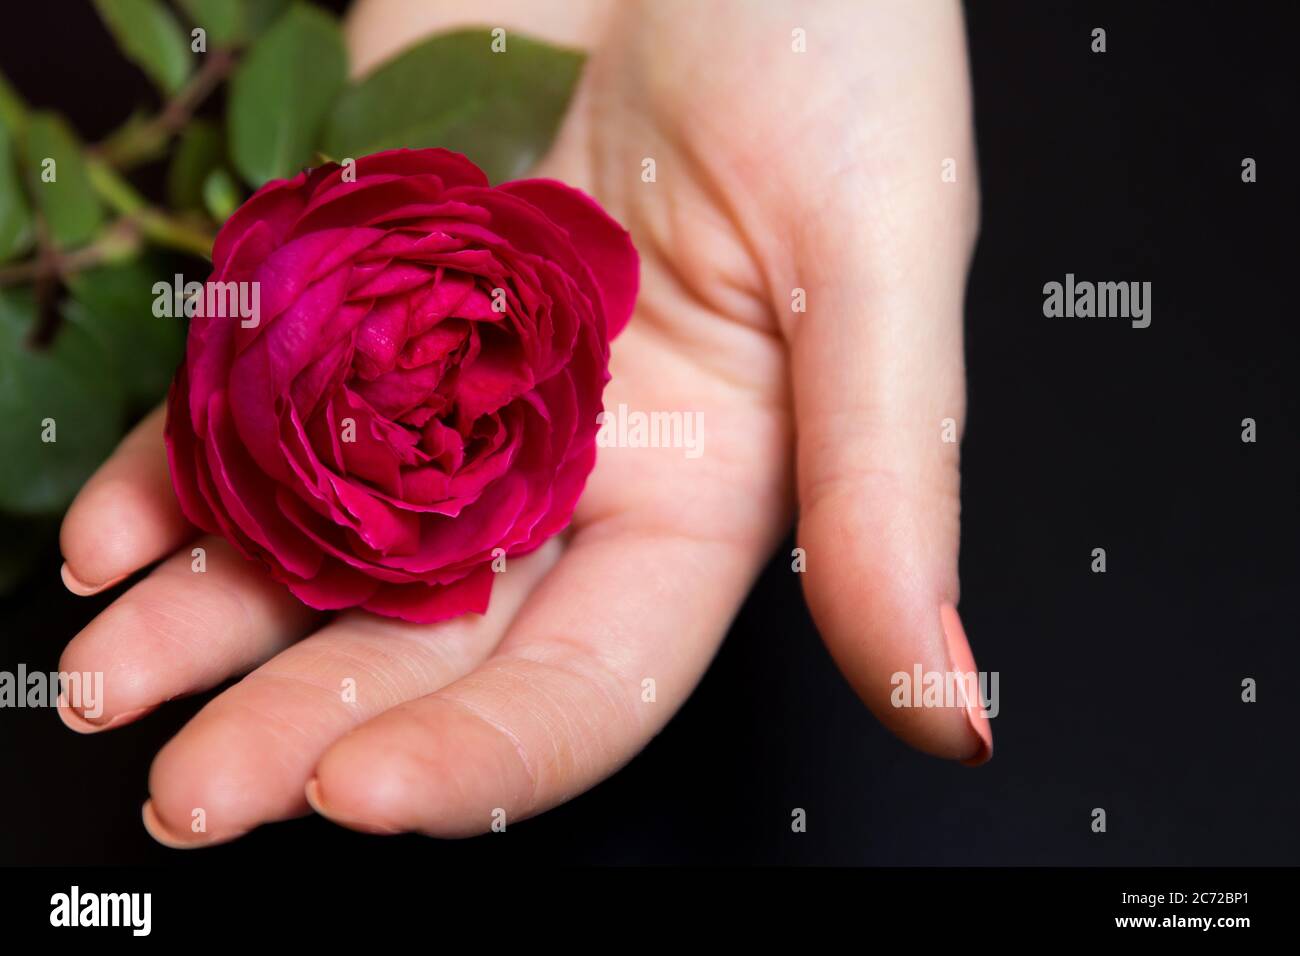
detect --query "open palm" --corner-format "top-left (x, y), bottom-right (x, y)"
top-left (58, 0), bottom-right (987, 846)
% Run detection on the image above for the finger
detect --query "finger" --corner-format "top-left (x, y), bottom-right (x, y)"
top-left (57, 536), bottom-right (316, 733)
top-left (141, 542), bottom-right (560, 848)
top-left (780, 6), bottom-right (990, 763)
top-left (307, 330), bottom-right (791, 837)
top-left (59, 405), bottom-right (193, 596)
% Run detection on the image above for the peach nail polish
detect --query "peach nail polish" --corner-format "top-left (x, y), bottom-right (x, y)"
top-left (141, 800), bottom-right (197, 849)
top-left (141, 800), bottom-right (246, 849)
top-left (940, 603), bottom-right (994, 766)
top-left (59, 704), bottom-right (152, 734)
top-left (60, 562), bottom-right (126, 597)
top-left (304, 778), bottom-right (326, 815)
top-left (305, 778), bottom-right (401, 835)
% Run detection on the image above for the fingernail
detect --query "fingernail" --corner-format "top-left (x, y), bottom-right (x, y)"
top-left (939, 603), bottom-right (994, 767)
top-left (141, 800), bottom-right (245, 850)
top-left (141, 800), bottom-right (197, 849)
top-left (305, 778), bottom-right (401, 835)
top-left (59, 704), bottom-right (152, 734)
top-left (304, 778), bottom-right (326, 814)
top-left (60, 562), bottom-right (126, 597)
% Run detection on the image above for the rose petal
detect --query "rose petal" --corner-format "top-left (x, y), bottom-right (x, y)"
top-left (500, 178), bottom-right (640, 337)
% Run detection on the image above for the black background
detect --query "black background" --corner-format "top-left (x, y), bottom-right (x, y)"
top-left (1, 1), bottom-right (1295, 866)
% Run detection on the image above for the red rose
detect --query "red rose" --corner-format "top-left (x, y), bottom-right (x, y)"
top-left (165, 148), bottom-right (638, 623)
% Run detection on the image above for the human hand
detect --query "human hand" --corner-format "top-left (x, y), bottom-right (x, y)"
top-left (57, 0), bottom-right (988, 846)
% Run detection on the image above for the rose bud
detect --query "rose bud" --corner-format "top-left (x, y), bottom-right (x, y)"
top-left (165, 148), bottom-right (638, 623)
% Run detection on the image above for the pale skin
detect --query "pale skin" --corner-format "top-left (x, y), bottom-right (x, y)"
top-left (57, 0), bottom-right (985, 845)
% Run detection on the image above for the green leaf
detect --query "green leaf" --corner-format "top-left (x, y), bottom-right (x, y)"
top-left (228, 3), bottom-right (346, 187)
top-left (202, 167), bottom-right (241, 222)
top-left (0, 70), bottom-right (31, 262)
top-left (64, 259), bottom-right (186, 409)
top-left (0, 290), bottom-right (125, 515)
top-left (93, 0), bottom-right (194, 95)
top-left (244, 0), bottom-right (291, 36)
top-left (177, 0), bottom-right (245, 46)
top-left (0, 70), bottom-right (27, 138)
top-left (0, 120), bottom-right (33, 262)
top-left (177, 0), bottom-right (286, 51)
top-left (23, 113), bottom-right (106, 248)
top-left (322, 29), bottom-right (585, 184)
top-left (167, 119), bottom-right (224, 209)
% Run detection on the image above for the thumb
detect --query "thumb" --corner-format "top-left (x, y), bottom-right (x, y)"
top-left (781, 149), bottom-right (989, 766)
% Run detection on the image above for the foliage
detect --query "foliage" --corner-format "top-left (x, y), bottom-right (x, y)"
top-left (0, 0), bottom-right (584, 589)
